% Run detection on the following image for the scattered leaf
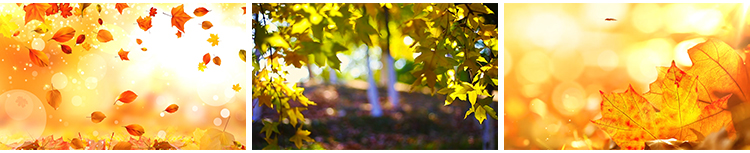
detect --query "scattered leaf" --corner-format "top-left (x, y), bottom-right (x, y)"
top-left (97, 18), bottom-right (102, 25)
top-left (75, 34), bottom-right (85, 45)
top-left (81, 43), bottom-right (91, 51)
top-left (45, 3), bottom-right (59, 16)
top-left (96, 4), bottom-right (101, 13)
top-left (152, 140), bottom-right (175, 150)
top-left (199, 128), bottom-right (235, 150)
top-left (136, 38), bottom-right (142, 45)
top-left (12, 31), bottom-right (19, 36)
top-left (70, 138), bottom-right (86, 149)
top-left (232, 84), bottom-right (241, 92)
top-left (46, 89), bottom-right (61, 110)
top-left (605, 18), bottom-right (617, 21)
top-left (51, 27), bottom-right (75, 43)
top-left (164, 104), bottom-right (179, 113)
top-left (115, 90), bottom-right (137, 104)
top-left (149, 7), bottom-right (157, 17)
top-left (194, 7), bottom-right (209, 17)
top-left (33, 22), bottom-right (50, 33)
top-left (175, 31), bottom-right (182, 38)
top-left (207, 33), bottom-right (219, 46)
top-left (60, 44), bottom-right (72, 54)
top-left (124, 124), bottom-right (145, 136)
top-left (203, 53), bottom-right (211, 64)
top-left (96, 29), bottom-right (113, 43)
top-left (24, 3), bottom-right (51, 25)
top-left (115, 3), bottom-right (128, 14)
top-left (112, 141), bottom-right (132, 150)
top-left (29, 48), bottom-right (49, 67)
top-left (242, 7), bottom-right (246, 15)
top-left (239, 49), bottom-right (246, 62)
top-left (141, 47), bottom-right (147, 51)
top-left (212, 56), bottom-right (221, 66)
top-left (136, 16), bottom-right (152, 31)
top-left (171, 4), bottom-right (193, 33)
top-left (117, 49), bottom-right (129, 61)
top-left (201, 21), bottom-right (213, 30)
top-left (198, 62), bottom-right (207, 72)
top-left (90, 111), bottom-right (106, 123)
top-left (16, 140), bottom-right (40, 150)
top-left (59, 3), bottom-right (72, 18)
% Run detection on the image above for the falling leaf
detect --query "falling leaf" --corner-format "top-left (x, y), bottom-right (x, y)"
top-left (117, 49), bottom-right (129, 61)
top-left (136, 16), bottom-right (152, 31)
top-left (60, 44), bottom-right (72, 54)
top-left (96, 29), bottom-right (113, 42)
top-left (115, 3), bottom-right (128, 14)
top-left (97, 18), bottom-right (102, 25)
top-left (605, 18), bottom-right (617, 21)
top-left (75, 34), bottom-right (85, 45)
top-left (212, 56), bottom-right (221, 66)
top-left (112, 141), bottom-right (132, 150)
top-left (115, 90), bottom-right (137, 104)
top-left (141, 47), bottom-right (147, 51)
top-left (232, 84), bottom-right (241, 92)
top-left (199, 128), bottom-right (235, 150)
top-left (242, 7), bottom-right (246, 15)
top-left (96, 4), bottom-right (101, 13)
top-left (12, 31), bottom-right (19, 36)
top-left (29, 48), bottom-right (49, 67)
top-left (51, 27), bottom-right (75, 43)
top-left (135, 39), bottom-right (142, 45)
top-left (175, 31), bottom-right (182, 38)
top-left (46, 89), bottom-right (61, 110)
top-left (201, 21), bottom-right (213, 30)
top-left (124, 124), bottom-right (145, 136)
top-left (171, 4), bottom-right (193, 33)
top-left (70, 138), bottom-right (86, 149)
top-left (289, 127), bottom-right (315, 149)
top-left (0, 14), bottom-right (19, 37)
top-left (81, 43), bottom-right (91, 51)
top-left (16, 140), bottom-right (40, 150)
top-left (90, 111), bottom-right (106, 123)
top-left (149, 7), bottom-right (157, 17)
top-left (198, 62), bottom-right (206, 72)
top-left (203, 53), bottom-right (211, 64)
top-left (164, 104), bottom-right (179, 113)
top-left (59, 3), bottom-right (72, 18)
top-left (152, 140), bottom-right (175, 150)
top-left (37, 135), bottom-right (70, 150)
top-left (207, 33), bottom-right (219, 46)
top-left (45, 3), bottom-right (59, 15)
top-left (128, 137), bottom-right (152, 149)
top-left (33, 22), bottom-right (50, 33)
top-left (24, 3), bottom-right (51, 25)
top-left (239, 49), bottom-right (246, 62)
top-left (194, 7), bottom-right (209, 17)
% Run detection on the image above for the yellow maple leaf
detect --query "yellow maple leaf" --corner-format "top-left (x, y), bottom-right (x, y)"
top-left (198, 62), bottom-right (207, 71)
top-left (0, 14), bottom-right (18, 38)
top-left (289, 127), bottom-right (314, 149)
top-left (232, 83), bottom-right (241, 92)
top-left (207, 33), bottom-right (219, 46)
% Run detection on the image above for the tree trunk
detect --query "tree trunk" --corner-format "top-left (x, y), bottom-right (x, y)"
top-left (482, 106), bottom-right (497, 150)
top-left (252, 99), bottom-right (262, 121)
top-left (366, 46), bottom-right (383, 117)
top-left (382, 6), bottom-right (400, 107)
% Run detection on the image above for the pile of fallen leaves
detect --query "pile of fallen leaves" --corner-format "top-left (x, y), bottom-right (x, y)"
top-left (0, 128), bottom-right (245, 150)
top-left (593, 39), bottom-right (750, 150)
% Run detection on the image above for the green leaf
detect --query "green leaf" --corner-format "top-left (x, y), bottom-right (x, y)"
top-left (262, 136), bottom-right (280, 150)
top-left (483, 105), bottom-right (497, 120)
top-left (292, 19), bottom-right (311, 34)
top-left (267, 34), bottom-right (290, 49)
top-left (260, 121), bottom-right (280, 138)
top-left (474, 105), bottom-right (487, 124)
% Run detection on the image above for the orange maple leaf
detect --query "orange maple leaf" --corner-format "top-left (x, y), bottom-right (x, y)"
top-left (118, 49), bottom-right (130, 61)
top-left (136, 16), bottom-right (152, 31)
top-left (59, 3), bottom-right (72, 18)
top-left (24, 3), bottom-right (52, 25)
top-left (171, 4), bottom-right (193, 33)
top-left (45, 3), bottom-right (58, 16)
top-left (149, 7), bottom-right (157, 17)
top-left (115, 3), bottom-right (129, 14)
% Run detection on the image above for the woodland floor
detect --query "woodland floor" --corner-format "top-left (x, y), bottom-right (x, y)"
top-left (251, 83), bottom-right (499, 150)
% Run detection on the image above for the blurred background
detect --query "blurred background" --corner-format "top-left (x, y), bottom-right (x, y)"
top-left (504, 3), bottom-right (750, 150)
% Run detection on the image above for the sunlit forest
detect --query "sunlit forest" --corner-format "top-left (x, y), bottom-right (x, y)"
top-left (251, 3), bottom-right (499, 150)
top-left (506, 3), bottom-right (750, 150)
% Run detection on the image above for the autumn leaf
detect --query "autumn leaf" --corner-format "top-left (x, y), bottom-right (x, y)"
top-left (152, 140), bottom-right (175, 150)
top-left (29, 48), bottom-right (49, 67)
top-left (213, 56), bottom-right (221, 66)
top-left (232, 84), bottom-right (241, 92)
top-left (198, 62), bottom-right (207, 72)
top-left (33, 22), bottom-right (50, 33)
top-left (285, 107), bottom-right (307, 127)
top-left (203, 53), bottom-right (211, 64)
top-left (289, 127), bottom-right (314, 149)
top-left (70, 138), bottom-right (86, 149)
top-left (97, 18), bottom-right (102, 25)
top-left (149, 7), bottom-right (157, 17)
top-left (45, 3), bottom-right (59, 15)
top-left (141, 47), bottom-right (147, 51)
top-left (207, 33), bottom-right (219, 46)
top-left (194, 7), bottom-right (209, 17)
top-left (60, 44), bottom-right (72, 54)
top-left (96, 4), bottom-right (101, 13)
top-left (136, 16), bottom-right (152, 31)
top-left (51, 27), bottom-right (75, 43)
top-left (260, 120), bottom-right (279, 138)
top-left (0, 14), bottom-right (19, 38)
top-left (59, 3), bottom-right (72, 18)
top-left (125, 124), bottom-right (145, 136)
top-left (171, 4), bottom-right (193, 33)
top-left (242, 7), bottom-right (246, 15)
top-left (175, 31), bottom-right (182, 38)
top-left (199, 128), bottom-right (235, 150)
top-left (117, 49), bottom-right (129, 61)
top-left (97, 29), bottom-right (113, 43)
top-left (136, 38), bottom-right (142, 45)
top-left (75, 34), bottom-right (85, 45)
top-left (164, 104), bottom-right (179, 113)
top-left (46, 89), bottom-right (61, 110)
top-left (201, 21), bottom-right (213, 30)
top-left (37, 135), bottom-right (70, 150)
top-left (24, 3), bottom-right (51, 25)
top-left (12, 31), bottom-right (19, 36)
top-left (90, 111), bottom-right (106, 123)
top-left (16, 140), bottom-right (40, 150)
top-left (115, 90), bottom-right (137, 105)
top-left (239, 49), bottom-right (246, 62)
top-left (112, 141), bottom-right (132, 150)
top-left (81, 43), bottom-right (91, 51)
top-left (592, 85), bottom-right (663, 150)
top-left (115, 3), bottom-right (128, 14)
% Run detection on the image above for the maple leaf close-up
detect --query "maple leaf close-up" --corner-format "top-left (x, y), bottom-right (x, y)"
top-left (505, 3), bottom-right (750, 150)
top-left (0, 3), bottom-right (247, 150)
